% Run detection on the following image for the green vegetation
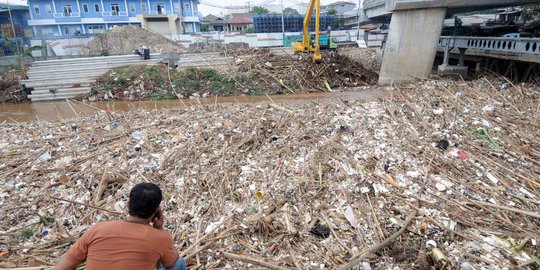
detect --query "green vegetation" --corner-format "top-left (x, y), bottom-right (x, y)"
top-left (101, 66), bottom-right (238, 98)
top-left (283, 7), bottom-right (299, 15)
top-left (327, 9), bottom-right (337, 15)
top-left (2, 36), bottom-right (44, 78)
top-left (21, 229), bottom-right (34, 240)
top-left (250, 6), bottom-right (270, 14)
top-left (149, 92), bottom-right (177, 100)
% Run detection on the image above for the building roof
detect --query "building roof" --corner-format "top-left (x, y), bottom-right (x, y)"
top-left (0, 2), bottom-right (28, 11)
top-left (230, 13), bottom-right (254, 24)
top-left (326, 1), bottom-right (356, 8)
top-left (203, 14), bottom-right (230, 24)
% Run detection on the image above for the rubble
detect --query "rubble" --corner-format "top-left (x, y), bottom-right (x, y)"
top-left (0, 77), bottom-right (539, 269)
top-left (0, 69), bottom-right (25, 103)
top-left (80, 25), bottom-right (185, 56)
top-left (87, 50), bottom-right (378, 101)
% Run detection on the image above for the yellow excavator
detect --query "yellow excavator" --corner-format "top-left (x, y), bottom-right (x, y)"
top-left (292, 0), bottom-right (323, 63)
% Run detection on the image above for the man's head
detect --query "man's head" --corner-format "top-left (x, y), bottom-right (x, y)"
top-left (128, 183), bottom-right (162, 219)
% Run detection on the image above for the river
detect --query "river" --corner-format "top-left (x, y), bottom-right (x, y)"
top-left (0, 90), bottom-right (383, 123)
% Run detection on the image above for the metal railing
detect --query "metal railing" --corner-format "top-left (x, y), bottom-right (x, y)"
top-left (53, 12), bottom-right (81, 18)
top-left (148, 10), bottom-right (173, 15)
top-left (439, 36), bottom-right (540, 55)
top-left (102, 11), bottom-right (128, 16)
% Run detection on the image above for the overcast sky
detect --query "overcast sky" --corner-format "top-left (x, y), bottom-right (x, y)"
top-left (198, 0), bottom-right (358, 16)
top-left (0, 0), bottom-right (358, 16)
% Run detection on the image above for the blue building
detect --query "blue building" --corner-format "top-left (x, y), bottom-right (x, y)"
top-left (0, 3), bottom-right (32, 53)
top-left (27, 0), bottom-right (202, 38)
top-left (0, 3), bottom-right (31, 37)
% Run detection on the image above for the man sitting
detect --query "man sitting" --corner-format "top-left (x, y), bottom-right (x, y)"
top-left (54, 183), bottom-right (186, 270)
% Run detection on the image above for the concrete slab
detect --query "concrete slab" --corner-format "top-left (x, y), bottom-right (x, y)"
top-left (437, 64), bottom-right (468, 78)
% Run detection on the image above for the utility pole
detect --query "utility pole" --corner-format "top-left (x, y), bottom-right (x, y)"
top-left (7, 0), bottom-right (17, 39)
top-left (356, 0), bottom-right (362, 41)
top-left (280, 0), bottom-right (285, 43)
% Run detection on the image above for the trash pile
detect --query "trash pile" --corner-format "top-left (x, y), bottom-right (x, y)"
top-left (80, 26), bottom-right (185, 56)
top-left (0, 69), bottom-right (24, 103)
top-left (1, 77), bottom-right (539, 269)
top-left (87, 49), bottom-right (378, 101)
top-left (187, 41), bottom-right (249, 53)
top-left (339, 48), bottom-right (382, 72)
top-left (233, 49), bottom-right (378, 92)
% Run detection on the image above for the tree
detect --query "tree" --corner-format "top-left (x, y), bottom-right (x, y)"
top-left (327, 9), bottom-right (337, 15)
top-left (283, 7), bottom-right (299, 15)
top-left (2, 36), bottom-right (43, 79)
top-left (245, 26), bottom-right (254, 33)
top-left (201, 24), bottom-right (209, 32)
top-left (250, 6), bottom-right (269, 14)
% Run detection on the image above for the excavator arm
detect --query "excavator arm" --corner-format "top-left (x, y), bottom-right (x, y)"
top-left (292, 0), bottom-right (322, 63)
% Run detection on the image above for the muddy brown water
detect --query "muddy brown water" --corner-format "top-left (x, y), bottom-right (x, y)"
top-left (0, 90), bottom-right (384, 123)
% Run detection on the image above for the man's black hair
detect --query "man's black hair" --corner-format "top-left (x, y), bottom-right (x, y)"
top-left (129, 183), bottom-right (162, 219)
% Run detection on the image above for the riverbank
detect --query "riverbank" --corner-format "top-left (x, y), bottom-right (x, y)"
top-left (86, 49), bottom-right (378, 101)
top-left (1, 77), bottom-right (538, 269)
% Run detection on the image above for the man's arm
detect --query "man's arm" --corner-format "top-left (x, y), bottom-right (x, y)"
top-left (54, 253), bottom-right (83, 270)
top-left (153, 210), bottom-right (180, 268)
top-left (55, 226), bottom-right (95, 270)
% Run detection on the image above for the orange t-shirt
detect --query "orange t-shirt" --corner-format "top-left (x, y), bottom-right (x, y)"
top-left (65, 220), bottom-right (178, 270)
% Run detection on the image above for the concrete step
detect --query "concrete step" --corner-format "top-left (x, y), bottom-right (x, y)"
top-left (29, 87), bottom-right (91, 101)
top-left (30, 93), bottom-right (89, 101)
top-left (32, 84), bottom-right (92, 91)
top-left (32, 54), bottom-right (161, 66)
top-left (22, 77), bottom-right (98, 88)
top-left (29, 59), bottom-right (161, 72)
top-left (28, 62), bottom-right (160, 77)
top-left (30, 87), bottom-right (91, 95)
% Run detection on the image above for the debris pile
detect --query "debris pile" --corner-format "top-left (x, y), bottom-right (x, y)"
top-left (187, 41), bottom-right (249, 53)
top-left (0, 69), bottom-right (24, 103)
top-left (233, 49), bottom-right (378, 91)
top-left (87, 49), bottom-right (378, 101)
top-left (1, 77), bottom-right (539, 269)
top-left (80, 26), bottom-right (185, 55)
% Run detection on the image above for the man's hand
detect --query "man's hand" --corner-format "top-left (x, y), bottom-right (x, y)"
top-left (152, 207), bottom-right (165, 230)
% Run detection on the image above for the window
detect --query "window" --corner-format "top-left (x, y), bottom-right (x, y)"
top-left (111, 4), bottom-right (119, 15)
top-left (88, 25), bottom-right (105, 34)
top-left (94, 3), bottom-right (100, 12)
top-left (184, 3), bottom-right (189, 12)
top-left (129, 3), bottom-right (135, 12)
top-left (83, 4), bottom-right (88, 12)
top-left (63, 5), bottom-right (73, 16)
top-left (156, 3), bottom-right (165, 14)
top-left (173, 2), bottom-right (179, 12)
top-left (64, 26), bottom-right (70, 35)
top-left (45, 4), bottom-right (52, 14)
top-left (34, 5), bottom-right (40, 15)
top-left (141, 3), bottom-right (146, 12)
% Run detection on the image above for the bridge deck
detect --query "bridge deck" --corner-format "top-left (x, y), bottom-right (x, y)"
top-left (365, 0), bottom-right (540, 19)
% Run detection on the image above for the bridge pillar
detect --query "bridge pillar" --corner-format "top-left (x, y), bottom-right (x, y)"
top-left (378, 8), bottom-right (446, 85)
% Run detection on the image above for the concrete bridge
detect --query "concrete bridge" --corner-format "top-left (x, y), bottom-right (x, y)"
top-left (362, 0), bottom-right (540, 85)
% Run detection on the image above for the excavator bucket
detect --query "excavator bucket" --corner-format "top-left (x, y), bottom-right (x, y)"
top-left (312, 52), bottom-right (322, 63)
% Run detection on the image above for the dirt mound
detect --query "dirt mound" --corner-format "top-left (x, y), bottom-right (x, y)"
top-left (80, 26), bottom-right (185, 55)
